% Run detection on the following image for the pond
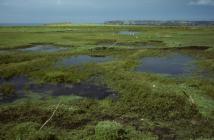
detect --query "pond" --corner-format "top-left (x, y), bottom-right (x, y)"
top-left (119, 31), bottom-right (140, 36)
top-left (0, 76), bottom-right (116, 103)
top-left (19, 44), bottom-right (67, 52)
top-left (136, 54), bottom-right (197, 76)
top-left (56, 55), bottom-right (113, 67)
top-left (29, 83), bottom-right (116, 100)
top-left (0, 76), bottom-right (29, 103)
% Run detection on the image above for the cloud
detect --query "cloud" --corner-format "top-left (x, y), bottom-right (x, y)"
top-left (189, 0), bottom-right (214, 6)
top-left (0, 0), bottom-right (96, 8)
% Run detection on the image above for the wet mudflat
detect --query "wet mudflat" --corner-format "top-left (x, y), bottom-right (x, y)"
top-left (56, 55), bottom-right (113, 67)
top-left (19, 44), bottom-right (67, 52)
top-left (0, 76), bottom-right (116, 103)
top-left (136, 54), bottom-right (197, 76)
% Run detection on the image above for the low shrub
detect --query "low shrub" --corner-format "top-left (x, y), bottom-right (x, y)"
top-left (95, 121), bottom-right (125, 140)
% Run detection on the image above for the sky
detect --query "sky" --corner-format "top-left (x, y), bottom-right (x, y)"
top-left (0, 0), bottom-right (214, 23)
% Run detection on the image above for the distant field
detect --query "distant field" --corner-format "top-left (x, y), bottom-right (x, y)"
top-left (0, 25), bottom-right (214, 140)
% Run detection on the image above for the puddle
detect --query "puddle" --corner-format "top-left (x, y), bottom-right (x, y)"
top-left (136, 54), bottom-right (197, 76)
top-left (19, 44), bottom-right (67, 52)
top-left (0, 76), bottom-right (29, 103)
top-left (0, 50), bottom-right (7, 54)
top-left (29, 83), bottom-right (116, 100)
top-left (0, 76), bottom-right (116, 103)
top-left (56, 55), bottom-right (113, 67)
top-left (119, 31), bottom-right (140, 36)
top-left (139, 45), bottom-right (156, 49)
top-left (161, 46), bottom-right (211, 51)
top-left (95, 39), bottom-right (117, 45)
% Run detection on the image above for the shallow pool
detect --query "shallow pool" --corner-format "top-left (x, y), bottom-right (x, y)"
top-left (119, 31), bottom-right (140, 36)
top-left (0, 76), bottom-right (116, 103)
top-left (136, 54), bottom-right (197, 76)
top-left (20, 44), bottom-right (67, 52)
top-left (56, 55), bottom-right (113, 67)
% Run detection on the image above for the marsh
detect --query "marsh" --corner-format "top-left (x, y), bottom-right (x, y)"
top-left (0, 25), bottom-right (213, 140)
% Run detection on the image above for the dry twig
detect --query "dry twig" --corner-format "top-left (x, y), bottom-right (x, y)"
top-left (39, 100), bottom-right (61, 131)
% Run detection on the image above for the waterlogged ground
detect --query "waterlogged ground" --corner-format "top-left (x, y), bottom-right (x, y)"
top-left (0, 25), bottom-right (214, 140)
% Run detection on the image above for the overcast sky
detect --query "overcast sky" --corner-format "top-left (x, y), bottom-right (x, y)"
top-left (0, 0), bottom-right (214, 23)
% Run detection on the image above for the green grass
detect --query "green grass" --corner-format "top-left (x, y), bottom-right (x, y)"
top-left (0, 25), bottom-right (214, 140)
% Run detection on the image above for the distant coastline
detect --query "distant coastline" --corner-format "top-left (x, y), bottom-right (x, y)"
top-left (104, 20), bottom-right (214, 26)
top-left (1, 20), bottom-right (214, 27)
